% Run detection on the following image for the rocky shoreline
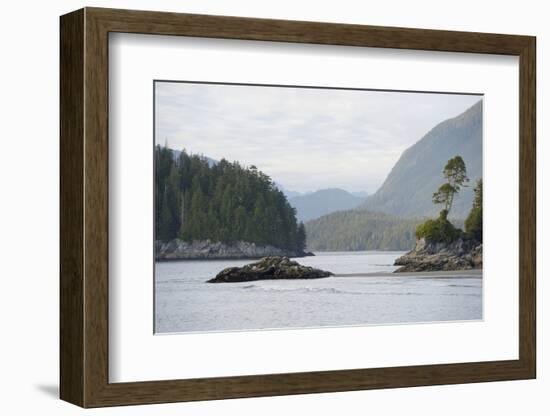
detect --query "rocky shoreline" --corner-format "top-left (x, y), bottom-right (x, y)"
top-left (207, 256), bottom-right (333, 283)
top-left (394, 237), bottom-right (482, 273)
top-left (155, 239), bottom-right (313, 260)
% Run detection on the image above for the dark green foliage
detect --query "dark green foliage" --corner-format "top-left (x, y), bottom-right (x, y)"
top-left (155, 145), bottom-right (304, 252)
top-left (464, 179), bottom-right (482, 241)
top-left (415, 215), bottom-right (462, 243)
top-left (432, 183), bottom-right (455, 215)
top-left (432, 155), bottom-right (469, 217)
top-left (296, 222), bottom-right (307, 252)
top-left (442, 155), bottom-right (469, 187)
top-left (305, 211), bottom-right (424, 251)
top-left (416, 156), bottom-right (472, 243)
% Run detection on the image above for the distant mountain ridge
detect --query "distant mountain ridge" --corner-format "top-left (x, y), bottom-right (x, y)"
top-left (275, 183), bottom-right (302, 199)
top-left (361, 100), bottom-right (483, 219)
top-left (289, 188), bottom-right (367, 222)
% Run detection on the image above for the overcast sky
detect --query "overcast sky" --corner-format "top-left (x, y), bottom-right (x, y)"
top-left (155, 81), bottom-right (481, 194)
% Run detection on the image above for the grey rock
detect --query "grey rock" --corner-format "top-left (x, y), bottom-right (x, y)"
top-left (394, 237), bottom-right (482, 272)
top-left (155, 239), bottom-right (312, 260)
top-left (207, 256), bottom-right (333, 283)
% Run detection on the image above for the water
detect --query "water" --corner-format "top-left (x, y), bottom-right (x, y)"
top-left (155, 251), bottom-right (482, 334)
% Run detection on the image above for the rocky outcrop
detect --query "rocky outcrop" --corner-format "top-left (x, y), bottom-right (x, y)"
top-left (207, 256), bottom-right (333, 283)
top-left (394, 238), bottom-right (482, 272)
top-left (155, 239), bottom-right (313, 260)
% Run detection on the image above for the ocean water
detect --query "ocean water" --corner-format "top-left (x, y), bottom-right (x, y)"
top-left (155, 251), bottom-right (482, 334)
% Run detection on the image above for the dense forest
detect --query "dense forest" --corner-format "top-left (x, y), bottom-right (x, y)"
top-left (304, 211), bottom-right (426, 251)
top-left (155, 145), bottom-right (306, 252)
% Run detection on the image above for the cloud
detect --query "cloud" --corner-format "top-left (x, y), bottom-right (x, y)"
top-left (155, 82), bottom-right (481, 193)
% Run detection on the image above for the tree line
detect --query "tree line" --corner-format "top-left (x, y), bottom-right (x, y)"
top-left (305, 210), bottom-right (426, 251)
top-left (155, 145), bottom-right (306, 252)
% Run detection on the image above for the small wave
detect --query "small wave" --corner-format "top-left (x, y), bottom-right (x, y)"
top-left (448, 284), bottom-right (478, 288)
top-left (240, 285), bottom-right (411, 296)
top-left (239, 285), bottom-right (354, 295)
top-left (238, 285), bottom-right (480, 297)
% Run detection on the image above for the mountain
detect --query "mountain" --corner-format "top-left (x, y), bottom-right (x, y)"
top-left (289, 188), bottom-right (367, 222)
top-left (274, 183), bottom-right (302, 199)
top-left (305, 210), bottom-right (424, 251)
top-left (362, 101), bottom-right (483, 219)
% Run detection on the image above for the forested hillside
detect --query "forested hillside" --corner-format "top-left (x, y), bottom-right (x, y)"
top-left (155, 146), bottom-right (306, 252)
top-left (305, 211), bottom-right (425, 251)
top-left (362, 101), bottom-right (482, 219)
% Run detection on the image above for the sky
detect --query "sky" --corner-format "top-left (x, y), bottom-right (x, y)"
top-left (155, 81), bottom-right (481, 194)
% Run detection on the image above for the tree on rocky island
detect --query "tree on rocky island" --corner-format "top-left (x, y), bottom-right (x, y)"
top-left (396, 158), bottom-right (483, 272)
top-left (431, 155), bottom-right (469, 220)
top-left (417, 155), bottom-right (469, 243)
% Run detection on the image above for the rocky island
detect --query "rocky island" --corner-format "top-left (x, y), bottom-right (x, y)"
top-left (394, 237), bottom-right (482, 272)
top-left (207, 256), bottom-right (333, 283)
top-left (155, 239), bottom-right (313, 260)
top-left (394, 156), bottom-right (483, 273)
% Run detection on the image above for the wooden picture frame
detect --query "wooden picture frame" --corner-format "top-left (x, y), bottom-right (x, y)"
top-left (60, 7), bottom-right (536, 408)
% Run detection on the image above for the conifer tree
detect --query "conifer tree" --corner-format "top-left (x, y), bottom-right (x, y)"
top-left (465, 178), bottom-right (482, 241)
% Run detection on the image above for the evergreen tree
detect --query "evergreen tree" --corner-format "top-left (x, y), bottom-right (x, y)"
top-left (296, 222), bottom-right (307, 252)
top-left (158, 186), bottom-right (174, 241)
top-left (417, 156), bottom-right (473, 243)
top-left (432, 155), bottom-right (469, 219)
top-left (464, 179), bottom-right (482, 241)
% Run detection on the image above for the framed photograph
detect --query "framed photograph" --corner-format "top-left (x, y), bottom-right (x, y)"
top-left (60, 7), bottom-right (536, 408)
